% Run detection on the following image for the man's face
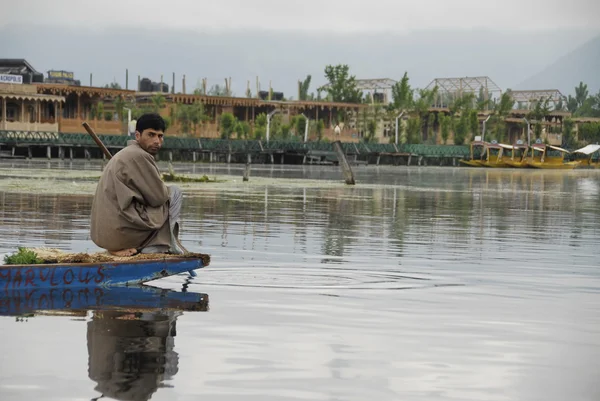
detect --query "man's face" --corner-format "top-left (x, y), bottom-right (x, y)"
top-left (135, 128), bottom-right (164, 155)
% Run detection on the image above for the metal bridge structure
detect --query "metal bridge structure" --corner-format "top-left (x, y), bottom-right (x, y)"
top-left (355, 78), bottom-right (397, 104)
top-left (425, 76), bottom-right (503, 109)
top-left (0, 130), bottom-right (471, 165)
top-left (508, 89), bottom-right (567, 110)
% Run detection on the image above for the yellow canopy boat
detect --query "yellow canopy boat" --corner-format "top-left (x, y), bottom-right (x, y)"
top-left (503, 143), bottom-right (540, 168)
top-left (479, 142), bottom-right (509, 168)
top-left (574, 144), bottom-right (600, 168)
top-left (497, 143), bottom-right (529, 168)
top-left (459, 140), bottom-right (486, 167)
top-left (526, 143), bottom-right (581, 169)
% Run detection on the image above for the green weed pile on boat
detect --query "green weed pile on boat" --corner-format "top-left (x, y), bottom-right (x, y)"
top-left (3, 247), bottom-right (45, 265)
top-left (3, 247), bottom-right (210, 266)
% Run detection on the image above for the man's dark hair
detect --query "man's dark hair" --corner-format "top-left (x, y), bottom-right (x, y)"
top-left (136, 113), bottom-right (166, 134)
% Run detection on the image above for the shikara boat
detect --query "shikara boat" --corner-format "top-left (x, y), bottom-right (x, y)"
top-left (479, 143), bottom-right (508, 168)
top-left (526, 144), bottom-right (581, 169)
top-left (498, 143), bottom-right (529, 168)
top-left (459, 140), bottom-right (486, 167)
top-left (574, 144), bottom-right (600, 168)
top-left (0, 249), bottom-right (210, 290)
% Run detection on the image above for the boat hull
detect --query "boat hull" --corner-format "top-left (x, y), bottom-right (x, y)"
top-left (0, 258), bottom-right (205, 290)
top-left (526, 161), bottom-right (581, 169)
top-left (459, 160), bottom-right (483, 167)
top-left (504, 160), bottom-right (530, 168)
top-left (479, 161), bottom-right (509, 168)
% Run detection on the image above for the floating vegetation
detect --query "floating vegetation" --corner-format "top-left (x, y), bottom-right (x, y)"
top-left (161, 173), bottom-right (218, 183)
top-left (3, 247), bottom-right (44, 265)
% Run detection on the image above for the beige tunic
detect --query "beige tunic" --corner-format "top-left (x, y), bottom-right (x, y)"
top-left (90, 140), bottom-right (171, 251)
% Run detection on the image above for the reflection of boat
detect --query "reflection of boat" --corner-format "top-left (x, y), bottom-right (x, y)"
top-left (526, 144), bottom-right (581, 169)
top-left (1, 285), bottom-right (208, 401)
top-left (0, 250), bottom-right (210, 289)
top-left (0, 285), bottom-right (209, 317)
top-left (574, 144), bottom-right (600, 168)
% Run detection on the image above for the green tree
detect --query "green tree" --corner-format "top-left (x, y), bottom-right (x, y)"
top-left (476, 87), bottom-right (490, 110)
top-left (253, 113), bottom-right (267, 140)
top-left (449, 93), bottom-right (475, 115)
top-left (177, 102), bottom-right (206, 135)
top-left (562, 118), bottom-right (576, 148)
top-left (219, 112), bottom-right (236, 139)
top-left (439, 114), bottom-right (451, 144)
top-left (575, 81), bottom-right (589, 108)
top-left (96, 102), bottom-right (104, 120)
top-left (415, 88), bottom-right (438, 142)
top-left (104, 82), bottom-right (122, 89)
top-left (453, 114), bottom-right (468, 145)
top-left (391, 72), bottom-right (413, 110)
top-left (318, 64), bottom-right (362, 103)
top-left (235, 121), bottom-right (251, 139)
top-left (484, 91), bottom-right (514, 143)
top-left (468, 110), bottom-right (479, 140)
top-left (406, 117), bottom-right (422, 144)
top-left (316, 119), bottom-right (325, 141)
top-left (151, 93), bottom-right (165, 112)
top-left (113, 95), bottom-right (125, 121)
top-left (177, 105), bottom-right (193, 134)
top-left (362, 120), bottom-right (377, 143)
top-left (566, 95), bottom-right (578, 113)
top-left (578, 122), bottom-right (600, 143)
top-left (299, 75), bottom-right (312, 101)
top-left (534, 122), bottom-right (542, 140)
top-left (208, 84), bottom-right (228, 97)
top-left (295, 116), bottom-right (308, 139)
top-left (575, 95), bottom-right (600, 118)
top-left (427, 112), bottom-right (436, 143)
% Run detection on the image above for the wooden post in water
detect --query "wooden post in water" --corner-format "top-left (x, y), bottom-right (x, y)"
top-left (243, 157), bottom-right (251, 182)
top-left (332, 141), bottom-right (355, 185)
top-left (242, 146), bottom-right (252, 181)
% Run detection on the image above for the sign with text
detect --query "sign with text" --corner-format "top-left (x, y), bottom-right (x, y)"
top-left (48, 70), bottom-right (74, 79)
top-left (0, 74), bottom-right (23, 84)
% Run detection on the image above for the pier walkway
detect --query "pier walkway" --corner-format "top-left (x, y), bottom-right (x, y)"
top-left (0, 130), bottom-right (470, 166)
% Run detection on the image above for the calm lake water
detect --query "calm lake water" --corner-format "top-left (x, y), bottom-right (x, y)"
top-left (0, 161), bottom-right (599, 401)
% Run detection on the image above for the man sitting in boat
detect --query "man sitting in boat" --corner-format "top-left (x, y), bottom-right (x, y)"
top-left (90, 113), bottom-right (185, 257)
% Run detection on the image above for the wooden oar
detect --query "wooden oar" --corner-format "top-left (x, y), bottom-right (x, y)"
top-left (82, 122), bottom-right (112, 160)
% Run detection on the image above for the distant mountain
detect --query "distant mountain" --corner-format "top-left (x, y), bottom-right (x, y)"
top-left (516, 34), bottom-right (600, 97)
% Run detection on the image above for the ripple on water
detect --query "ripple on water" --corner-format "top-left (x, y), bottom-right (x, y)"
top-left (168, 264), bottom-right (463, 291)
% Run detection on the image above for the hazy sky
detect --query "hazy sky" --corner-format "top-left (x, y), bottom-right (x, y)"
top-left (1, 0), bottom-right (599, 96)
top-left (2, 0), bottom-right (599, 32)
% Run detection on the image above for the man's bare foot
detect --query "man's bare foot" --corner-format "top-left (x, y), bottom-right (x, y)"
top-left (109, 248), bottom-right (138, 257)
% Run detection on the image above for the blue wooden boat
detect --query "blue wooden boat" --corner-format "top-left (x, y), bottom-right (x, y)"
top-left (0, 255), bottom-right (209, 290)
top-left (0, 285), bottom-right (209, 317)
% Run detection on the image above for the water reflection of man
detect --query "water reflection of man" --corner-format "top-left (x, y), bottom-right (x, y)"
top-left (86, 309), bottom-right (187, 401)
